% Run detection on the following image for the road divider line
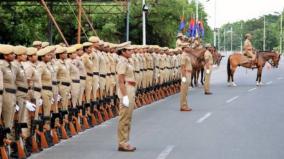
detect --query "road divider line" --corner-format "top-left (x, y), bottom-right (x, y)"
top-left (266, 81), bottom-right (273, 85)
top-left (156, 145), bottom-right (175, 159)
top-left (248, 88), bottom-right (257, 92)
top-left (226, 96), bottom-right (239, 103)
top-left (197, 112), bottom-right (212, 123)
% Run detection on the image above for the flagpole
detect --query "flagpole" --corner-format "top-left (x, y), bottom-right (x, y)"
top-left (196, 0), bottom-right (199, 37)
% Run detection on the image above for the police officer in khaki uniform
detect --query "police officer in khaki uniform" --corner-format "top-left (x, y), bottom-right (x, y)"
top-left (243, 33), bottom-right (256, 64)
top-left (180, 45), bottom-right (193, 111)
top-left (32, 41), bottom-right (42, 51)
top-left (116, 42), bottom-right (136, 152)
top-left (204, 43), bottom-right (214, 95)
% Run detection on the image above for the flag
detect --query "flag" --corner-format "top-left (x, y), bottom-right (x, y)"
top-left (198, 20), bottom-right (205, 38)
top-left (179, 16), bottom-right (186, 31)
top-left (188, 18), bottom-right (195, 37)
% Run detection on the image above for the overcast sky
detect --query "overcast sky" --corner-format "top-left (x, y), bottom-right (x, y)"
top-left (200, 0), bottom-right (284, 28)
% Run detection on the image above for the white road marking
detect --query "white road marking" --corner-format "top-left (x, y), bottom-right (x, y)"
top-left (156, 145), bottom-right (175, 159)
top-left (248, 88), bottom-right (257, 92)
top-left (197, 112), bottom-right (212, 123)
top-left (226, 96), bottom-right (239, 103)
top-left (277, 77), bottom-right (283, 80)
top-left (266, 81), bottom-right (273, 85)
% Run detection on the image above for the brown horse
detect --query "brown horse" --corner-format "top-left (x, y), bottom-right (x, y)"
top-left (184, 47), bottom-right (223, 87)
top-left (227, 51), bottom-right (281, 86)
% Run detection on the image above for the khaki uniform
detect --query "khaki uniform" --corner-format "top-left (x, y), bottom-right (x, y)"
top-left (243, 39), bottom-right (255, 60)
top-left (67, 58), bottom-right (80, 108)
top-left (50, 59), bottom-right (59, 113)
top-left (38, 62), bottom-right (53, 117)
top-left (180, 52), bottom-right (192, 109)
top-left (176, 39), bottom-right (183, 49)
top-left (107, 53), bottom-right (117, 97)
top-left (81, 53), bottom-right (93, 103)
top-left (56, 59), bottom-right (71, 110)
top-left (0, 69), bottom-right (3, 117)
top-left (13, 60), bottom-right (30, 135)
top-left (204, 50), bottom-right (213, 93)
top-left (77, 56), bottom-right (87, 106)
top-left (1, 60), bottom-right (17, 134)
top-left (25, 61), bottom-right (42, 120)
top-left (91, 50), bottom-right (100, 101)
top-left (98, 52), bottom-right (108, 98)
top-left (117, 56), bottom-right (136, 145)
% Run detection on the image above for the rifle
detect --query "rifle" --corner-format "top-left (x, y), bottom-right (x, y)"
top-left (0, 126), bottom-right (11, 159)
top-left (14, 122), bottom-right (28, 158)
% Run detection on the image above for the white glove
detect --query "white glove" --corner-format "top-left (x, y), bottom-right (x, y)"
top-left (37, 99), bottom-right (43, 106)
top-left (57, 94), bottom-right (62, 102)
top-left (181, 77), bottom-right (187, 83)
top-left (25, 101), bottom-right (36, 112)
top-left (122, 96), bottom-right (130, 107)
top-left (51, 98), bottom-right (55, 104)
top-left (206, 69), bottom-right (210, 74)
top-left (15, 105), bottom-right (20, 112)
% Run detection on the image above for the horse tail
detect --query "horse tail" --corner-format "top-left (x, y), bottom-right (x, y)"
top-left (227, 55), bottom-right (231, 82)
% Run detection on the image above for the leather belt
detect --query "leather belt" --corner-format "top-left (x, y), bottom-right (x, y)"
top-left (5, 88), bottom-right (16, 94)
top-left (17, 87), bottom-right (28, 93)
top-left (33, 87), bottom-right (41, 92)
top-left (80, 76), bottom-right (86, 80)
top-left (134, 71), bottom-right (140, 73)
top-left (126, 81), bottom-right (136, 87)
top-left (52, 81), bottom-right (59, 85)
top-left (87, 72), bottom-right (93, 77)
top-left (72, 80), bottom-right (80, 83)
top-left (111, 73), bottom-right (115, 76)
top-left (0, 90), bottom-right (3, 95)
top-left (100, 74), bottom-right (106, 78)
top-left (93, 72), bottom-right (99, 76)
top-left (107, 73), bottom-right (111, 76)
top-left (42, 86), bottom-right (52, 91)
top-left (61, 82), bottom-right (71, 86)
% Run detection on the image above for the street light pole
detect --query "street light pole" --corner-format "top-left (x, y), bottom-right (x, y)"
top-left (142, 0), bottom-right (146, 45)
top-left (213, 0), bottom-right (217, 47)
top-left (195, 0), bottom-right (199, 37)
top-left (263, 15), bottom-right (266, 51)
top-left (126, 0), bottom-right (130, 41)
top-left (280, 11), bottom-right (283, 54)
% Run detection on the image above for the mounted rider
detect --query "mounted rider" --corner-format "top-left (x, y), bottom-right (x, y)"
top-left (243, 33), bottom-right (256, 66)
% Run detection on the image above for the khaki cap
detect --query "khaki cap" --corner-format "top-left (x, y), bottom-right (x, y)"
top-left (41, 42), bottom-right (49, 48)
top-left (177, 32), bottom-right (183, 38)
top-left (116, 41), bottom-right (132, 51)
top-left (46, 46), bottom-right (56, 52)
top-left (0, 45), bottom-right (14, 55)
top-left (32, 41), bottom-right (42, 46)
top-left (73, 44), bottom-right (83, 50)
top-left (26, 47), bottom-right (38, 56)
top-left (13, 45), bottom-right (27, 55)
top-left (88, 36), bottom-right (100, 43)
top-left (67, 47), bottom-right (77, 54)
top-left (98, 40), bottom-right (104, 46)
top-left (37, 47), bottom-right (51, 56)
top-left (205, 43), bottom-right (212, 48)
top-left (245, 33), bottom-right (252, 38)
top-left (82, 42), bottom-right (93, 47)
top-left (55, 47), bottom-right (67, 54)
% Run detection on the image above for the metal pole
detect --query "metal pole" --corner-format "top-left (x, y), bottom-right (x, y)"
top-left (126, 1), bottom-right (130, 41)
top-left (142, 0), bottom-right (146, 45)
top-left (213, 0), bottom-right (217, 47)
top-left (224, 28), bottom-right (226, 53)
top-left (263, 15), bottom-right (266, 51)
top-left (47, 1), bottom-right (53, 44)
top-left (77, 0), bottom-right (82, 44)
top-left (80, 3), bottom-right (97, 36)
top-left (230, 27), bottom-right (233, 52)
top-left (240, 23), bottom-right (243, 51)
top-left (40, 0), bottom-right (69, 46)
top-left (280, 12), bottom-right (283, 54)
top-left (196, 0), bottom-right (199, 37)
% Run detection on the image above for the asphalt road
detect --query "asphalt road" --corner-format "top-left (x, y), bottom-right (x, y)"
top-left (29, 55), bottom-right (284, 159)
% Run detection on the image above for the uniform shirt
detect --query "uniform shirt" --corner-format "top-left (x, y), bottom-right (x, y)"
top-left (176, 39), bottom-right (182, 48)
top-left (56, 59), bottom-right (71, 83)
top-left (91, 50), bottom-right (100, 73)
top-left (49, 59), bottom-right (58, 83)
top-left (0, 60), bottom-right (17, 89)
top-left (244, 39), bottom-right (253, 51)
top-left (81, 53), bottom-right (93, 75)
top-left (12, 60), bottom-right (28, 89)
top-left (204, 50), bottom-right (213, 65)
top-left (25, 61), bottom-right (42, 89)
top-left (116, 56), bottom-right (135, 98)
top-left (99, 52), bottom-right (109, 75)
top-left (38, 61), bottom-right (52, 87)
top-left (76, 56), bottom-right (87, 77)
top-left (180, 52), bottom-right (192, 73)
top-left (66, 58), bottom-right (80, 81)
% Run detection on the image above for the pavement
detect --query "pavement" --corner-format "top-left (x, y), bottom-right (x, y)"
top-left (29, 55), bottom-right (284, 159)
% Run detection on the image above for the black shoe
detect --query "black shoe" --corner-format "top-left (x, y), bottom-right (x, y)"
top-left (205, 92), bottom-right (213, 95)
